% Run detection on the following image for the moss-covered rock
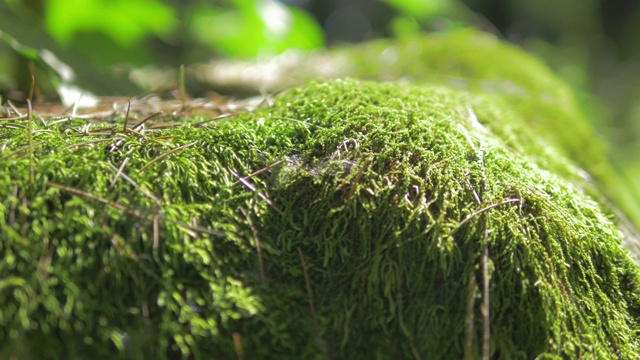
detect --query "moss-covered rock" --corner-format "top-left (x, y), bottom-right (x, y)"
top-left (2, 33), bottom-right (640, 359)
top-left (200, 30), bottom-right (640, 233)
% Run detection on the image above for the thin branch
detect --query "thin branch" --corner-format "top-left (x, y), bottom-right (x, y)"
top-left (132, 111), bottom-right (162, 130)
top-left (481, 226), bottom-right (491, 360)
top-left (241, 207), bottom-right (265, 282)
top-left (271, 116), bottom-right (327, 129)
top-left (179, 64), bottom-right (186, 111)
top-left (71, 97), bottom-right (80, 118)
top-left (48, 182), bottom-right (223, 241)
top-left (170, 219), bottom-right (224, 237)
top-left (298, 248), bottom-right (316, 319)
top-left (122, 127), bottom-right (148, 139)
top-left (64, 138), bottom-right (122, 150)
top-left (47, 182), bottom-right (147, 219)
top-left (227, 167), bottom-right (282, 214)
top-left (228, 168), bottom-right (264, 199)
top-left (7, 101), bottom-right (23, 118)
top-left (153, 212), bottom-right (160, 250)
top-left (237, 159), bottom-right (285, 181)
top-left (465, 176), bottom-right (482, 205)
top-left (464, 268), bottom-right (477, 360)
top-left (0, 115), bottom-right (26, 121)
top-left (47, 117), bottom-right (74, 126)
top-left (109, 157), bottom-right (130, 189)
top-left (123, 98), bottom-right (131, 133)
top-left (232, 332), bottom-right (244, 360)
top-left (139, 141), bottom-right (197, 172)
top-left (27, 99), bottom-right (33, 185)
top-left (28, 70), bottom-right (35, 104)
top-left (459, 198), bottom-right (520, 228)
top-left (193, 113), bottom-right (233, 127)
top-left (108, 161), bottom-right (162, 205)
top-left (35, 113), bottom-right (48, 128)
top-left (0, 141), bottom-right (45, 161)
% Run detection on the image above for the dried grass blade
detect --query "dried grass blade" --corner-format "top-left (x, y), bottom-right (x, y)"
top-left (132, 111), bottom-right (162, 130)
top-left (298, 248), bottom-right (316, 319)
top-left (139, 141), bottom-right (196, 172)
top-left (239, 159), bottom-right (285, 181)
top-left (109, 157), bottom-right (130, 189)
top-left (47, 182), bottom-right (146, 219)
top-left (64, 138), bottom-right (122, 151)
top-left (123, 98), bottom-right (131, 133)
top-left (27, 99), bottom-right (33, 185)
top-left (108, 161), bottom-right (162, 205)
top-left (0, 141), bottom-right (45, 161)
top-left (464, 269), bottom-right (477, 360)
top-left (459, 198), bottom-right (520, 228)
top-left (228, 167), bottom-right (282, 214)
top-left (481, 226), bottom-right (491, 360)
top-left (241, 207), bottom-right (265, 282)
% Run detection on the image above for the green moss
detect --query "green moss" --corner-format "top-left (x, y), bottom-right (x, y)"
top-left (211, 31), bottom-right (598, 166)
top-left (2, 34), bottom-right (640, 359)
top-left (1, 78), bottom-right (639, 359)
top-left (207, 30), bottom-right (640, 230)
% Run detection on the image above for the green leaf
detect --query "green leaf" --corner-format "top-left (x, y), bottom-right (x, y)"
top-left (190, 0), bottom-right (323, 58)
top-left (45, 0), bottom-right (177, 46)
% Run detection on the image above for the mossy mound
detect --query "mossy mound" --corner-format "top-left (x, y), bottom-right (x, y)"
top-left (2, 78), bottom-right (640, 359)
top-left (203, 30), bottom-right (640, 231)
top-left (206, 30), bottom-right (599, 171)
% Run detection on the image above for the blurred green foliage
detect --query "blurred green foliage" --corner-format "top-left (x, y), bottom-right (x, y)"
top-left (189, 0), bottom-right (324, 58)
top-left (0, 0), bottom-right (327, 99)
top-left (45, 0), bottom-right (177, 46)
top-left (42, 0), bottom-right (325, 60)
top-left (381, 0), bottom-right (469, 35)
top-left (382, 0), bottom-right (448, 17)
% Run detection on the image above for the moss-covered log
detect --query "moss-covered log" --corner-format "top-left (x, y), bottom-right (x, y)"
top-left (2, 32), bottom-right (640, 359)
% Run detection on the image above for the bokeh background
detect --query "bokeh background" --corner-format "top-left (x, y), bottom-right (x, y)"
top-left (1, 0), bottom-right (639, 199)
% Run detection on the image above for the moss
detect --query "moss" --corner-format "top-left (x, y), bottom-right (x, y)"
top-left (207, 31), bottom-right (597, 166)
top-left (204, 30), bottom-right (640, 231)
top-left (1, 78), bottom-right (639, 359)
top-left (2, 34), bottom-right (640, 358)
